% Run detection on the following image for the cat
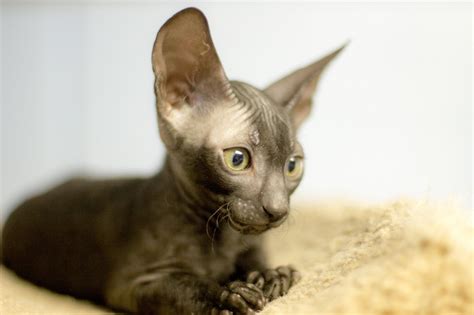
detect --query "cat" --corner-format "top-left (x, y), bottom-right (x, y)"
top-left (2, 7), bottom-right (344, 315)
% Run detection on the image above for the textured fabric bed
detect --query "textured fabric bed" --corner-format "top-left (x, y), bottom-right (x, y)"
top-left (1, 200), bottom-right (472, 314)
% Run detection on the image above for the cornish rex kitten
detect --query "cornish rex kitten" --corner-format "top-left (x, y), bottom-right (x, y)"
top-left (2, 8), bottom-right (344, 315)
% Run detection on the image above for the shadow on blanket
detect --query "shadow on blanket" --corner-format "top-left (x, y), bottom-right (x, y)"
top-left (1, 200), bottom-right (473, 314)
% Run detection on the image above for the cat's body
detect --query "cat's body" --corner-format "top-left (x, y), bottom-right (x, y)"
top-left (4, 161), bottom-right (258, 310)
top-left (2, 8), bottom-right (344, 315)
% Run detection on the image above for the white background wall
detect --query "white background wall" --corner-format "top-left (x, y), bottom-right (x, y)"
top-left (1, 1), bottom-right (472, 219)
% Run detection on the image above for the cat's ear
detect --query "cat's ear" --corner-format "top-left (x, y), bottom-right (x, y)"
top-left (264, 44), bottom-right (347, 130)
top-left (151, 8), bottom-right (231, 146)
top-left (152, 8), bottom-right (230, 108)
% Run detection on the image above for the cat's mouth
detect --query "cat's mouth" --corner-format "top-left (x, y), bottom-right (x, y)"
top-left (227, 213), bottom-right (289, 235)
top-left (224, 200), bottom-right (288, 234)
top-left (227, 217), bottom-right (270, 234)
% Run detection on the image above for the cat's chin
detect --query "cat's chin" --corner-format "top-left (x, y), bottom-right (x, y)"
top-left (228, 218), bottom-right (270, 235)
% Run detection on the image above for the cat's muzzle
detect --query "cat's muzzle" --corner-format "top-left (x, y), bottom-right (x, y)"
top-left (227, 198), bottom-right (288, 235)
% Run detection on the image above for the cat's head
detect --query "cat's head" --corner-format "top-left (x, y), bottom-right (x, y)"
top-left (152, 8), bottom-right (344, 234)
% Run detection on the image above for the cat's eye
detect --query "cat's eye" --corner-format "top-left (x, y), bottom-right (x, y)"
top-left (223, 148), bottom-right (251, 171)
top-left (285, 156), bottom-right (304, 179)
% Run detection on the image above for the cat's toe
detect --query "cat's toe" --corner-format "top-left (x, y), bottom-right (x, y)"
top-left (253, 265), bottom-right (301, 301)
top-left (220, 281), bottom-right (266, 314)
top-left (276, 265), bottom-right (301, 288)
top-left (211, 307), bottom-right (234, 315)
top-left (228, 282), bottom-right (266, 310)
top-left (246, 270), bottom-right (265, 289)
top-left (262, 272), bottom-right (281, 300)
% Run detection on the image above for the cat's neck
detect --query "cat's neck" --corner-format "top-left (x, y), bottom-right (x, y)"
top-left (154, 155), bottom-right (225, 226)
top-left (147, 156), bottom-right (257, 252)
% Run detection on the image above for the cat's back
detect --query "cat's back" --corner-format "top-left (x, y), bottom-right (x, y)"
top-left (2, 176), bottom-right (147, 301)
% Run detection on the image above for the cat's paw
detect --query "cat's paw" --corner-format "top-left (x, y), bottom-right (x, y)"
top-left (246, 265), bottom-right (301, 301)
top-left (211, 281), bottom-right (266, 315)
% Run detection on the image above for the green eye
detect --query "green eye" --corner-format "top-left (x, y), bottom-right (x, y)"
top-left (223, 148), bottom-right (250, 171)
top-left (285, 156), bottom-right (304, 178)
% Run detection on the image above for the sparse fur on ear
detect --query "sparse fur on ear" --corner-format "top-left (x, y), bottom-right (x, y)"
top-left (151, 7), bottom-right (231, 149)
top-left (264, 44), bottom-right (347, 130)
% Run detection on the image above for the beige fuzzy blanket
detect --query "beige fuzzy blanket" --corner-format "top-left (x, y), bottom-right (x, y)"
top-left (1, 200), bottom-right (473, 314)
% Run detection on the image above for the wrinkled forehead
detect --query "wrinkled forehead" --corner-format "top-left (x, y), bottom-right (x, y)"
top-left (206, 81), bottom-right (294, 153)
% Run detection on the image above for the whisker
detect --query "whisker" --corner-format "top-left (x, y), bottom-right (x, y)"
top-left (212, 211), bottom-right (225, 245)
top-left (206, 202), bottom-right (228, 241)
top-left (216, 211), bottom-right (225, 229)
top-left (210, 201), bottom-right (232, 253)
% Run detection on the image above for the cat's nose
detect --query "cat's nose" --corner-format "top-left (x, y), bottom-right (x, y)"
top-left (262, 205), bottom-right (288, 222)
top-left (261, 174), bottom-right (289, 222)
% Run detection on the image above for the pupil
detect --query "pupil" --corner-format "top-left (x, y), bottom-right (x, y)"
top-left (288, 158), bottom-right (296, 172)
top-left (232, 151), bottom-right (244, 166)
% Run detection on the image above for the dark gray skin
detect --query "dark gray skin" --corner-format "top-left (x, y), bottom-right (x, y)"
top-left (2, 8), bottom-right (344, 315)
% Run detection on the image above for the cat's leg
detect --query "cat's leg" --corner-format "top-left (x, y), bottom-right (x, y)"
top-left (105, 272), bottom-right (266, 315)
top-left (233, 245), bottom-right (301, 302)
top-left (231, 245), bottom-right (268, 281)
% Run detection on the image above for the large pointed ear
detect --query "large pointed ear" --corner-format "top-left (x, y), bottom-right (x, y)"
top-left (152, 8), bottom-right (229, 108)
top-left (264, 44), bottom-right (347, 130)
top-left (151, 8), bottom-right (231, 147)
